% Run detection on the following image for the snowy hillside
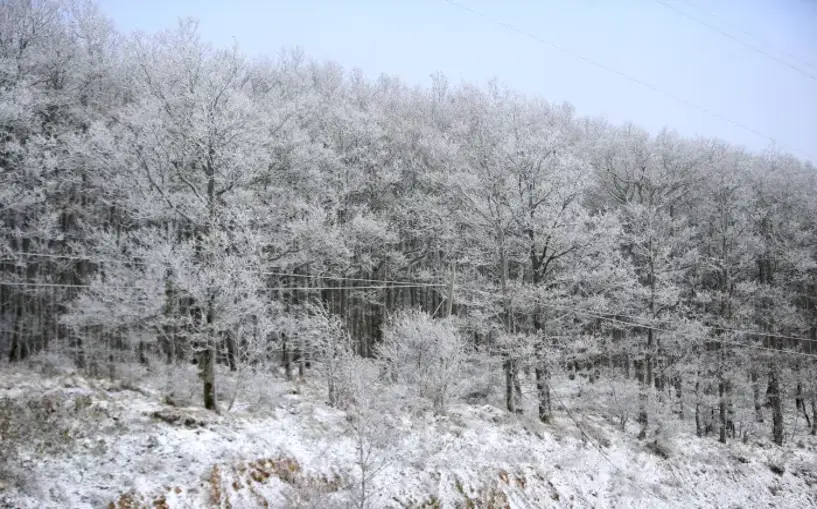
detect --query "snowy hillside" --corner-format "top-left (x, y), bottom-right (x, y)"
top-left (2, 359), bottom-right (815, 509)
top-left (3, 1), bottom-right (817, 507)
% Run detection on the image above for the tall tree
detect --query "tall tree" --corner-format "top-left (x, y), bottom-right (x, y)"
top-left (590, 126), bottom-right (711, 438)
top-left (64, 20), bottom-right (287, 410)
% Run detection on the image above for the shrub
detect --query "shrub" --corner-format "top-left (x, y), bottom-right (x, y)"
top-left (378, 310), bottom-right (466, 414)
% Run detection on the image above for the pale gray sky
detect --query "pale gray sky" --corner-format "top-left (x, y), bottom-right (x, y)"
top-left (98, 0), bottom-right (817, 163)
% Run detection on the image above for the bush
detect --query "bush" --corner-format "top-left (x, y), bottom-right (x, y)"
top-left (457, 351), bottom-right (499, 405)
top-left (0, 390), bottom-right (106, 482)
top-left (378, 310), bottom-right (466, 414)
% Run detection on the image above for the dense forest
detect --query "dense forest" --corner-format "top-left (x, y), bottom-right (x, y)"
top-left (2, 0), bottom-right (816, 451)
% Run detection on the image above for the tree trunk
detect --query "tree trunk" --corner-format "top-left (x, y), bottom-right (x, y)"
top-left (646, 329), bottom-right (654, 387)
top-left (282, 333), bottom-right (293, 380)
top-left (225, 331), bottom-right (238, 372)
top-left (8, 213), bottom-right (30, 363)
top-left (639, 249), bottom-right (656, 441)
top-left (535, 366), bottom-right (551, 423)
top-left (513, 363), bottom-right (522, 410)
top-left (718, 377), bottom-right (727, 443)
top-left (653, 351), bottom-right (667, 393)
top-left (638, 337), bottom-right (650, 439)
top-left (796, 382), bottom-right (811, 431)
top-left (138, 341), bottom-right (149, 366)
top-left (675, 375), bottom-right (684, 420)
top-left (201, 345), bottom-right (216, 411)
top-left (504, 361), bottom-right (522, 414)
top-left (718, 347), bottom-right (733, 443)
top-left (811, 395), bottom-right (817, 436)
top-left (624, 353), bottom-right (630, 379)
top-left (8, 293), bottom-right (26, 362)
top-left (201, 293), bottom-right (217, 411)
top-left (726, 381), bottom-right (735, 439)
top-left (199, 143), bottom-right (220, 412)
top-left (500, 240), bottom-right (519, 415)
top-left (505, 358), bottom-right (514, 413)
top-left (695, 377), bottom-right (703, 437)
top-left (768, 368), bottom-right (784, 446)
top-left (328, 377), bottom-right (337, 408)
top-left (298, 320), bottom-right (307, 378)
top-left (752, 369), bottom-right (764, 423)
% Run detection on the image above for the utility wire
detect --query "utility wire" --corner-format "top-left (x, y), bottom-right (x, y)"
top-left (261, 271), bottom-right (444, 287)
top-left (537, 300), bottom-right (817, 346)
top-left (0, 252), bottom-right (445, 287)
top-left (0, 280), bottom-right (437, 292)
top-left (466, 285), bottom-right (817, 345)
top-left (259, 285), bottom-right (435, 291)
top-left (5, 256), bottom-right (816, 352)
top-left (539, 301), bottom-right (817, 359)
top-left (676, 0), bottom-right (817, 73)
top-left (547, 381), bottom-right (670, 505)
top-left (440, 0), bottom-right (812, 161)
top-left (0, 281), bottom-right (144, 290)
top-left (653, 0), bottom-right (817, 81)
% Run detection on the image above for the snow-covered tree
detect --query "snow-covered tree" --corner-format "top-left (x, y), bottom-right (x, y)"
top-left (63, 19), bottom-right (289, 410)
top-left (589, 125), bottom-right (715, 438)
top-left (379, 309), bottom-right (466, 413)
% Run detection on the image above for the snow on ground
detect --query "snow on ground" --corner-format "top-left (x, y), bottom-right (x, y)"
top-left (1, 359), bottom-right (816, 509)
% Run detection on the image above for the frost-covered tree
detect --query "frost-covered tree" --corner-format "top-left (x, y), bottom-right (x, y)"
top-left (590, 125), bottom-right (715, 438)
top-left (378, 309), bottom-right (466, 413)
top-left (448, 82), bottom-right (539, 414)
top-left (451, 86), bottom-right (629, 421)
top-left (686, 145), bottom-right (757, 442)
top-left (298, 302), bottom-right (356, 407)
top-left (63, 19), bottom-right (289, 410)
top-left (744, 153), bottom-right (816, 445)
top-left (0, 0), bottom-right (120, 362)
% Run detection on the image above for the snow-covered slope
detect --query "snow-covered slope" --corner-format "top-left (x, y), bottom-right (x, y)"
top-left (1, 362), bottom-right (815, 509)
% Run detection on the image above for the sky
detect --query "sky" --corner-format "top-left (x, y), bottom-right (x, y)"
top-left (97, 0), bottom-right (816, 163)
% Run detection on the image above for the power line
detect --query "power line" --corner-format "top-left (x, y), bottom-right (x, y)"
top-left (0, 280), bottom-right (437, 292)
top-left (440, 0), bottom-right (811, 161)
top-left (675, 0), bottom-right (817, 73)
top-left (653, 0), bottom-right (817, 81)
top-left (465, 286), bottom-right (817, 356)
top-left (466, 285), bottom-right (817, 345)
top-left (547, 380), bottom-right (670, 504)
top-left (0, 251), bottom-right (101, 262)
top-left (538, 300), bottom-right (817, 346)
top-left (0, 252), bottom-right (445, 287)
top-left (260, 284), bottom-right (436, 291)
top-left (261, 271), bottom-right (444, 287)
top-left (540, 302), bottom-right (817, 359)
top-left (5, 256), bottom-right (816, 353)
top-left (0, 281), bottom-right (144, 290)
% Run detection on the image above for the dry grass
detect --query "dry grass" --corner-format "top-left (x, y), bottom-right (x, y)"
top-left (109, 456), bottom-right (346, 509)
